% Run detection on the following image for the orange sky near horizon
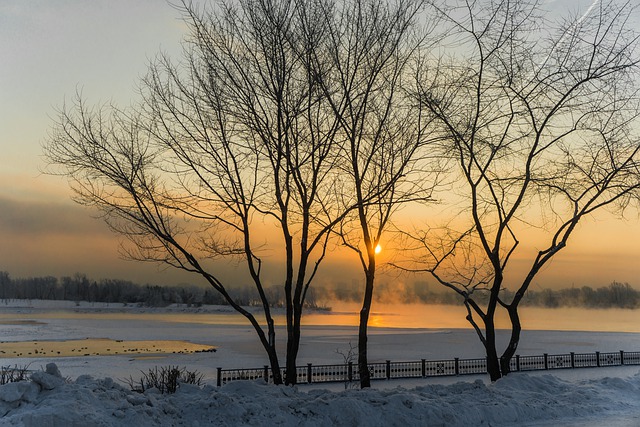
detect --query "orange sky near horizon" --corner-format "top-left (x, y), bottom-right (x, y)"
top-left (1, 0), bottom-right (640, 292)
top-left (2, 175), bottom-right (640, 293)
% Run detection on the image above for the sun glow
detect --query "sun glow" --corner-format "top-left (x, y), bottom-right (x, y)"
top-left (374, 244), bottom-right (382, 255)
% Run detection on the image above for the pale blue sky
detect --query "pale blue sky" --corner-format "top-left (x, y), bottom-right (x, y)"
top-left (0, 0), bottom-right (183, 184)
top-left (0, 0), bottom-right (188, 282)
top-left (1, 0), bottom-right (640, 289)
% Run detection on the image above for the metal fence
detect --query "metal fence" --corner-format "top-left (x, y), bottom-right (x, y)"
top-left (216, 350), bottom-right (640, 386)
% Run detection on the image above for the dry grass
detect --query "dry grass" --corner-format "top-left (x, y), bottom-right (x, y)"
top-left (123, 366), bottom-right (204, 394)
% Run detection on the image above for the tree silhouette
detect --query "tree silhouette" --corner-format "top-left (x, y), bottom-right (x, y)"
top-left (399, 0), bottom-right (640, 380)
top-left (45, 0), bottom-right (360, 385)
top-left (314, 0), bottom-right (438, 387)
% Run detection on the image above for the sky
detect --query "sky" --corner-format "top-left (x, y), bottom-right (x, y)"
top-left (1, 0), bottom-right (640, 290)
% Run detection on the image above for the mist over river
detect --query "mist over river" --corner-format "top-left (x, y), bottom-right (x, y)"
top-left (301, 302), bottom-right (640, 333)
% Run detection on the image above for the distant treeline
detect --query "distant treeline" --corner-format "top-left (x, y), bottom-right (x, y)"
top-left (0, 271), bottom-right (325, 309)
top-left (512, 282), bottom-right (640, 309)
top-left (0, 271), bottom-right (637, 309)
top-left (0, 271), bottom-right (212, 307)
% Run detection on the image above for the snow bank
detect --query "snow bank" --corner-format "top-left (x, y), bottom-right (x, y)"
top-left (1, 363), bottom-right (639, 426)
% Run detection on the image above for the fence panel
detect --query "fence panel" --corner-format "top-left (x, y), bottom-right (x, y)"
top-left (309, 364), bottom-right (351, 383)
top-left (366, 362), bottom-right (387, 380)
top-left (599, 352), bottom-right (621, 367)
top-left (424, 359), bottom-right (456, 377)
top-left (518, 355), bottom-right (545, 371)
top-left (573, 353), bottom-right (598, 368)
top-left (457, 358), bottom-right (486, 375)
top-left (548, 354), bottom-right (572, 369)
top-left (219, 367), bottom-right (265, 386)
top-left (624, 351), bottom-right (640, 365)
top-left (389, 361), bottom-right (423, 379)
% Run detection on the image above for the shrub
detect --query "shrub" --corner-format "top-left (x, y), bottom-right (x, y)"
top-left (336, 343), bottom-right (358, 390)
top-left (0, 364), bottom-right (31, 385)
top-left (123, 366), bottom-right (204, 394)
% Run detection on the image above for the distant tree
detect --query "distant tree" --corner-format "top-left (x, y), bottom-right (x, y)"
top-left (539, 289), bottom-right (559, 308)
top-left (606, 281), bottom-right (637, 308)
top-left (0, 271), bottom-right (10, 301)
top-left (22, 276), bottom-right (58, 300)
top-left (399, 0), bottom-right (640, 380)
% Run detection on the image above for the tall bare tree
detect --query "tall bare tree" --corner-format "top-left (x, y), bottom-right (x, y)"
top-left (399, 0), bottom-right (640, 380)
top-left (45, 0), bottom-right (350, 385)
top-left (312, 0), bottom-right (436, 387)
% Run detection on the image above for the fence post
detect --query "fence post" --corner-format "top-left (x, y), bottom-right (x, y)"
top-left (348, 362), bottom-right (353, 382)
top-left (621, 350), bottom-right (625, 365)
top-left (263, 365), bottom-right (269, 383)
top-left (596, 351), bottom-right (600, 367)
top-left (515, 355), bottom-right (520, 372)
top-left (570, 352), bottom-right (575, 368)
top-left (216, 367), bottom-right (222, 387)
top-left (421, 359), bottom-right (426, 377)
top-left (454, 358), bottom-right (460, 376)
top-left (307, 363), bottom-right (312, 384)
top-left (386, 360), bottom-right (391, 380)
top-left (544, 353), bottom-right (548, 370)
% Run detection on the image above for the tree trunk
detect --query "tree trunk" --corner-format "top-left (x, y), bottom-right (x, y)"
top-left (285, 306), bottom-right (302, 385)
top-left (232, 301), bottom-right (284, 385)
top-left (284, 257), bottom-right (296, 385)
top-left (285, 249), bottom-right (312, 386)
top-left (267, 344), bottom-right (283, 385)
top-left (264, 316), bottom-right (283, 385)
top-left (500, 304), bottom-right (521, 376)
top-left (358, 269), bottom-right (375, 388)
top-left (484, 320), bottom-right (502, 381)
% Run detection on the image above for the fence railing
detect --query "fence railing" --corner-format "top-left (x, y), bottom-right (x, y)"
top-left (216, 350), bottom-right (640, 386)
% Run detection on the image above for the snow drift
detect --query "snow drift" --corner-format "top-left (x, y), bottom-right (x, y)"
top-left (1, 363), bottom-right (639, 426)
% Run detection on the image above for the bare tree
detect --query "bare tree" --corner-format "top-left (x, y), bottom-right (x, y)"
top-left (399, 0), bottom-right (640, 380)
top-left (312, 0), bottom-right (437, 387)
top-left (45, 0), bottom-right (349, 385)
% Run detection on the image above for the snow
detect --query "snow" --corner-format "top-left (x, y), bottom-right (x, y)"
top-left (1, 364), bottom-right (639, 426)
top-left (0, 300), bottom-right (640, 426)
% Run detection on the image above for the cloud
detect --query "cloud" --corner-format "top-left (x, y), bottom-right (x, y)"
top-left (0, 196), bottom-right (110, 237)
top-left (0, 195), bottom-right (196, 285)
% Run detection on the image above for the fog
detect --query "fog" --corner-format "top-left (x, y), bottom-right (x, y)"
top-left (298, 302), bottom-right (640, 333)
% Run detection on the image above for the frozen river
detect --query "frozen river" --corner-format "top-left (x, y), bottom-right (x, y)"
top-left (1, 300), bottom-right (639, 382)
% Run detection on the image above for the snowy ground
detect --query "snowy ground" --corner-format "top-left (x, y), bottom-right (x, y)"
top-left (0, 300), bottom-right (639, 426)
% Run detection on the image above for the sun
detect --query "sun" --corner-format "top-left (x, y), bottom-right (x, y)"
top-left (374, 244), bottom-right (382, 255)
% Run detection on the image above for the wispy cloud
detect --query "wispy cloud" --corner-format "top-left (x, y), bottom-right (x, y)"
top-left (0, 197), bottom-right (109, 237)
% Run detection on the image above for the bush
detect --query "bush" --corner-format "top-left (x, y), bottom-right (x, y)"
top-left (123, 366), bottom-right (204, 394)
top-left (0, 365), bottom-right (31, 385)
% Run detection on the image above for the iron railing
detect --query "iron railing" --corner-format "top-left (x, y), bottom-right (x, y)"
top-left (216, 350), bottom-right (640, 386)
